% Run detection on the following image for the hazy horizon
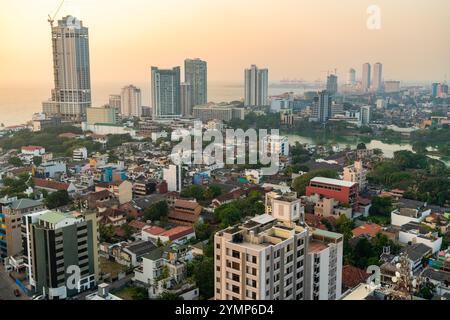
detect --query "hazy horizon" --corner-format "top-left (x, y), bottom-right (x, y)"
top-left (1, 0), bottom-right (450, 88)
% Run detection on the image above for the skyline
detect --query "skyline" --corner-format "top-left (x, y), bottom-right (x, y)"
top-left (1, 0), bottom-right (450, 89)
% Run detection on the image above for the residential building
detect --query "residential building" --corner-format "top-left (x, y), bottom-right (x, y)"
top-left (421, 268), bottom-right (450, 296)
top-left (28, 211), bottom-right (99, 299)
top-left (81, 122), bottom-right (137, 137)
top-left (34, 160), bottom-right (67, 179)
top-left (86, 106), bottom-right (117, 125)
top-left (42, 16), bottom-right (91, 121)
top-left (245, 65), bottom-right (269, 107)
top-left (261, 135), bottom-right (290, 157)
top-left (343, 161), bottom-right (367, 191)
top-left (391, 205), bottom-right (432, 227)
top-left (109, 95), bottom-right (121, 114)
top-left (313, 197), bottom-right (352, 220)
top-left (95, 181), bottom-right (133, 205)
top-left (168, 199), bottom-right (202, 227)
top-left (85, 283), bottom-right (122, 300)
top-left (73, 147), bottom-right (88, 161)
top-left (184, 58), bottom-right (207, 107)
top-left (347, 68), bottom-right (356, 86)
top-left (360, 106), bottom-right (371, 125)
top-left (0, 197), bottom-right (44, 258)
top-left (304, 229), bottom-right (343, 300)
top-left (141, 225), bottom-right (196, 245)
top-left (163, 165), bottom-right (182, 192)
top-left (193, 103), bottom-right (245, 122)
top-left (21, 146), bottom-right (45, 156)
top-left (398, 222), bottom-right (442, 254)
top-left (32, 178), bottom-right (77, 194)
top-left (121, 85), bottom-right (142, 117)
top-left (151, 66), bottom-right (181, 120)
top-left (310, 91), bottom-right (332, 123)
top-left (214, 214), bottom-right (308, 300)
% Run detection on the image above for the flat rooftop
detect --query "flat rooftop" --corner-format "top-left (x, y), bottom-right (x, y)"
top-left (310, 177), bottom-right (356, 188)
top-left (308, 240), bottom-right (328, 253)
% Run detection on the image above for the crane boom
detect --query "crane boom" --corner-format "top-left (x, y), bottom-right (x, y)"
top-left (48, 0), bottom-right (65, 27)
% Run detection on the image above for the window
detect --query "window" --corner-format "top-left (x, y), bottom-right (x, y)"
top-left (232, 250), bottom-right (240, 259)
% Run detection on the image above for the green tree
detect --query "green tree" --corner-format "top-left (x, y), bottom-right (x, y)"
top-left (357, 143), bottom-right (367, 150)
top-left (44, 190), bottom-right (71, 209)
top-left (8, 156), bottom-right (23, 167)
top-left (99, 224), bottom-right (116, 243)
top-left (157, 292), bottom-right (183, 300)
top-left (191, 257), bottom-right (214, 299)
top-left (144, 201), bottom-right (169, 222)
top-left (369, 196), bottom-right (393, 218)
top-left (32, 156), bottom-right (42, 166)
top-left (292, 169), bottom-right (338, 195)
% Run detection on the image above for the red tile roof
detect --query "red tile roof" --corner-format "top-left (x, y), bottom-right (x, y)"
top-left (161, 226), bottom-right (194, 241)
top-left (33, 178), bottom-right (70, 191)
top-left (22, 145), bottom-right (44, 151)
top-left (143, 226), bottom-right (166, 236)
top-left (128, 220), bottom-right (148, 230)
top-left (352, 223), bottom-right (382, 238)
top-left (342, 265), bottom-right (371, 290)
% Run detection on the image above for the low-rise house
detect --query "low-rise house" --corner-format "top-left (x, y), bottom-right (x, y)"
top-left (85, 283), bottom-right (122, 300)
top-left (32, 177), bottom-right (77, 194)
top-left (111, 240), bottom-right (156, 267)
top-left (142, 226), bottom-right (196, 245)
top-left (133, 244), bottom-right (197, 299)
top-left (168, 199), bottom-right (202, 227)
top-left (21, 145), bottom-right (45, 156)
top-left (81, 190), bottom-right (116, 210)
top-left (34, 160), bottom-right (67, 179)
top-left (402, 243), bottom-right (432, 272)
top-left (97, 207), bottom-right (127, 227)
top-left (95, 180), bottom-right (133, 205)
top-left (391, 205), bottom-right (432, 227)
top-left (341, 265), bottom-right (370, 293)
top-left (352, 223), bottom-right (382, 238)
top-left (421, 268), bottom-right (450, 296)
top-left (399, 222), bottom-right (442, 254)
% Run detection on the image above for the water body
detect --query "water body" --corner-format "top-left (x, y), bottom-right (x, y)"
top-left (286, 134), bottom-right (450, 166)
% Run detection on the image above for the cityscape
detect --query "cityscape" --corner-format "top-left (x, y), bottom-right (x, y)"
top-left (0, 0), bottom-right (449, 307)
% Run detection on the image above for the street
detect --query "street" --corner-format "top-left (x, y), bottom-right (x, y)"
top-left (0, 265), bottom-right (30, 301)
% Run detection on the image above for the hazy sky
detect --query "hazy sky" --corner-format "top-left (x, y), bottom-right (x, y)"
top-left (1, 0), bottom-right (450, 87)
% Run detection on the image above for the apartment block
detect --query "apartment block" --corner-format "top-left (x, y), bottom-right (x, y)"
top-left (214, 214), bottom-right (308, 300)
top-left (343, 161), bottom-right (367, 191)
top-left (28, 211), bottom-right (99, 299)
top-left (304, 229), bottom-right (343, 300)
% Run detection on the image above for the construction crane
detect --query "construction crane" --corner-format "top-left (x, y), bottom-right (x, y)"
top-left (47, 0), bottom-right (65, 27)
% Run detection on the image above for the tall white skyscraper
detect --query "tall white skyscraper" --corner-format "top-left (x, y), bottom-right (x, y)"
top-left (121, 85), bottom-right (142, 117)
top-left (244, 65), bottom-right (269, 107)
top-left (347, 68), bottom-right (356, 86)
top-left (372, 63), bottom-right (383, 92)
top-left (42, 16), bottom-right (91, 121)
top-left (362, 63), bottom-right (371, 92)
top-left (163, 165), bottom-right (182, 192)
top-left (184, 58), bottom-right (207, 107)
top-left (151, 66), bottom-right (181, 120)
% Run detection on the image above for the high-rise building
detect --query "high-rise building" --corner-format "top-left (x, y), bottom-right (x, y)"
top-left (109, 95), bottom-right (121, 115)
top-left (192, 103), bottom-right (245, 122)
top-left (245, 65), bottom-right (269, 107)
top-left (304, 229), bottom-right (343, 300)
top-left (326, 74), bottom-right (338, 96)
top-left (163, 165), bottom-right (182, 192)
top-left (311, 91), bottom-right (332, 123)
top-left (384, 81), bottom-right (401, 93)
top-left (151, 67), bottom-right (181, 120)
top-left (343, 160), bottom-right (368, 191)
top-left (42, 16), bottom-right (91, 121)
top-left (214, 214), bottom-right (308, 300)
top-left (184, 58), bottom-right (207, 107)
top-left (27, 210), bottom-right (99, 300)
top-left (362, 63), bottom-right (371, 92)
top-left (121, 85), bottom-right (142, 117)
top-left (180, 82), bottom-right (193, 117)
top-left (86, 106), bottom-right (117, 125)
top-left (347, 68), bottom-right (356, 86)
top-left (372, 63), bottom-right (383, 92)
top-left (360, 106), bottom-right (371, 125)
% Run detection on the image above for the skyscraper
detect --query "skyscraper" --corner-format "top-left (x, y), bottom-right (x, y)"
top-left (244, 65), bottom-right (269, 107)
top-left (360, 106), bottom-right (371, 125)
top-left (151, 67), bottom-right (181, 120)
top-left (362, 63), bottom-right (371, 92)
top-left (42, 16), bottom-right (91, 121)
top-left (184, 58), bottom-right (207, 107)
top-left (326, 74), bottom-right (338, 95)
top-left (372, 63), bottom-right (383, 92)
top-left (180, 82), bottom-right (193, 117)
top-left (347, 68), bottom-right (356, 86)
top-left (121, 85), bottom-right (142, 117)
top-left (311, 91), bottom-right (332, 123)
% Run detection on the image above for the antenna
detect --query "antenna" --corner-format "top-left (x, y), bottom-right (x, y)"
top-left (48, 0), bottom-right (65, 27)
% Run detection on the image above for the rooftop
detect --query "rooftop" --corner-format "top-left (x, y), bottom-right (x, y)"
top-left (310, 177), bottom-right (356, 188)
top-left (7, 198), bottom-right (42, 211)
top-left (38, 211), bottom-right (69, 224)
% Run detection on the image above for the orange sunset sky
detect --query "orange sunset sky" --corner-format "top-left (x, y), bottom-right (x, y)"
top-left (1, 0), bottom-right (450, 87)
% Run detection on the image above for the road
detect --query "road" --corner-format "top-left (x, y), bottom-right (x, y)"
top-left (0, 265), bottom-right (30, 301)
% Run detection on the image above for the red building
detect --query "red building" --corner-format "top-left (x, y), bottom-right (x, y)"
top-left (306, 177), bottom-right (358, 210)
